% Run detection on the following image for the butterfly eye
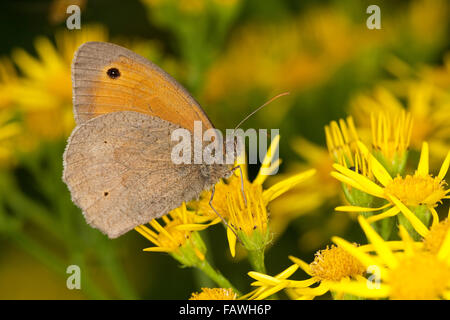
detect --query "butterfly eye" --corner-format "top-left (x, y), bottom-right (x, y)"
top-left (107, 67), bottom-right (120, 79)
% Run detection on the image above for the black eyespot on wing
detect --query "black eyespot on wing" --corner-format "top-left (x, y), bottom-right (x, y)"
top-left (107, 68), bottom-right (120, 79)
top-left (104, 192), bottom-right (109, 196)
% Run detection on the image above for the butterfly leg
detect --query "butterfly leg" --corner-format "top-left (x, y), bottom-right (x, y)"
top-left (231, 165), bottom-right (247, 207)
top-left (209, 185), bottom-right (242, 244)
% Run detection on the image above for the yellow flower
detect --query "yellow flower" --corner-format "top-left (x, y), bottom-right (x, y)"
top-left (201, 5), bottom-right (386, 120)
top-left (325, 116), bottom-right (373, 178)
top-left (11, 26), bottom-right (109, 135)
top-left (0, 58), bottom-right (18, 108)
top-left (193, 135), bottom-right (316, 257)
top-left (406, 0), bottom-right (449, 48)
top-left (351, 83), bottom-right (450, 162)
top-left (330, 215), bottom-right (450, 300)
top-left (309, 245), bottom-right (366, 282)
top-left (0, 25), bottom-right (109, 158)
top-left (370, 111), bottom-right (412, 171)
top-left (327, 111), bottom-right (413, 178)
top-left (333, 141), bottom-right (450, 237)
top-left (247, 244), bottom-right (367, 300)
top-left (420, 52), bottom-right (450, 90)
top-left (423, 217), bottom-right (450, 254)
top-left (0, 25), bottom-right (162, 166)
top-left (189, 288), bottom-right (237, 300)
top-left (135, 203), bottom-right (211, 265)
top-left (136, 203), bottom-right (240, 291)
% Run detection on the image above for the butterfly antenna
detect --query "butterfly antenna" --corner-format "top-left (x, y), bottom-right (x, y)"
top-left (229, 92), bottom-right (289, 208)
top-left (233, 91), bottom-right (290, 131)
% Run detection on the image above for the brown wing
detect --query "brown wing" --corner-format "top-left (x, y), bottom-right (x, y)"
top-left (63, 111), bottom-right (208, 238)
top-left (71, 41), bottom-right (214, 132)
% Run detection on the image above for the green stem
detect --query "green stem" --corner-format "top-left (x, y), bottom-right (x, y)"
top-left (247, 249), bottom-right (266, 274)
top-left (195, 259), bottom-right (241, 295)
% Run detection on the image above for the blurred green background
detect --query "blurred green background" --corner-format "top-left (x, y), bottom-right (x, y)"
top-left (0, 0), bottom-right (449, 299)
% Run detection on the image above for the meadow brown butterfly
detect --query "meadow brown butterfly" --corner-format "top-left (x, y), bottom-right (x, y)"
top-left (63, 42), bottom-right (233, 238)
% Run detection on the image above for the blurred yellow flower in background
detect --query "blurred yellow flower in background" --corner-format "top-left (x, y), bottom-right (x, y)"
top-left (201, 6), bottom-right (387, 125)
top-left (10, 25), bottom-right (109, 139)
top-left (0, 25), bottom-right (163, 167)
top-left (421, 52), bottom-right (450, 90)
top-left (267, 137), bottom-right (340, 240)
top-left (351, 83), bottom-right (450, 163)
top-left (405, 0), bottom-right (449, 48)
top-left (0, 25), bottom-right (109, 165)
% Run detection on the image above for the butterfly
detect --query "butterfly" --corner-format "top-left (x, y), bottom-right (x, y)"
top-left (63, 42), bottom-right (233, 238)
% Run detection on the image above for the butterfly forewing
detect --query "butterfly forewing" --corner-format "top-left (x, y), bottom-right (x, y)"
top-left (72, 41), bottom-right (214, 132)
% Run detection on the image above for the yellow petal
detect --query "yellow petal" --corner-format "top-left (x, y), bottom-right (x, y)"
top-left (275, 264), bottom-right (299, 280)
top-left (388, 195), bottom-right (429, 237)
top-left (254, 134), bottom-right (280, 184)
top-left (417, 142), bottom-right (429, 176)
top-left (429, 207), bottom-right (439, 228)
top-left (333, 163), bottom-right (385, 198)
top-left (227, 227), bottom-right (237, 258)
top-left (357, 141), bottom-right (392, 186)
top-left (254, 282), bottom-right (288, 300)
top-left (249, 264), bottom-right (299, 287)
top-left (247, 287), bottom-right (267, 300)
top-left (143, 247), bottom-right (171, 252)
top-left (325, 280), bottom-right (390, 298)
top-left (248, 272), bottom-right (281, 286)
top-left (336, 203), bottom-right (391, 213)
top-left (332, 237), bottom-right (382, 269)
top-left (134, 226), bottom-right (159, 246)
top-left (398, 225), bottom-right (415, 256)
top-left (438, 150), bottom-right (450, 180)
top-left (239, 289), bottom-right (260, 300)
top-left (359, 240), bottom-right (423, 253)
top-left (442, 291), bottom-right (450, 300)
top-left (331, 171), bottom-right (365, 192)
top-left (366, 206), bottom-right (400, 224)
top-left (358, 216), bottom-right (398, 269)
top-left (262, 169), bottom-right (316, 203)
top-left (287, 277), bottom-right (319, 288)
top-left (437, 227), bottom-right (450, 261)
top-left (175, 218), bottom-right (221, 231)
top-left (289, 282), bottom-right (330, 297)
top-left (288, 255), bottom-right (313, 276)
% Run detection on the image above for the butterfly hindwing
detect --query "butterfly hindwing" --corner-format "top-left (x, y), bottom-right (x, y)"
top-left (63, 111), bottom-right (209, 238)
